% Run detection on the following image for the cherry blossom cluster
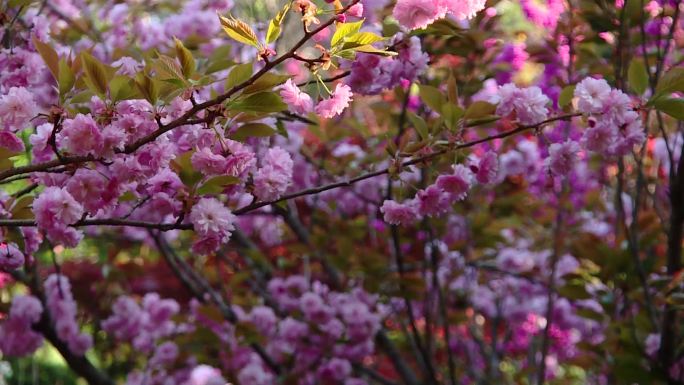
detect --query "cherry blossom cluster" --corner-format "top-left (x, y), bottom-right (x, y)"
top-left (102, 293), bottom-right (181, 353)
top-left (198, 276), bottom-right (383, 385)
top-left (281, 81), bottom-right (353, 118)
top-left (381, 77), bottom-right (647, 226)
top-left (101, 293), bottom-right (234, 385)
top-left (345, 35), bottom-right (429, 95)
top-left (44, 274), bottom-right (93, 355)
top-left (96, 279), bottom-right (382, 385)
top-left (0, 243), bottom-right (24, 271)
top-left (0, 295), bottom-right (44, 357)
top-left (430, 241), bottom-right (605, 381)
top-left (380, 150), bottom-right (500, 225)
top-left (574, 77), bottom-right (645, 157)
top-left (392, 0), bottom-right (486, 30)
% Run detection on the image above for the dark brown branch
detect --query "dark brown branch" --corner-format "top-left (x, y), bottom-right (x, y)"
top-left (234, 113), bottom-right (581, 215)
top-left (296, 71), bottom-right (351, 87)
top-left (10, 267), bottom-right (114, 385)
top-left (0, 218), bottom-right (193, 230)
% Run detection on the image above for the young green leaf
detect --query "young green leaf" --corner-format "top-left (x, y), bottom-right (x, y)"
top-left (464, 101), bottom-right (496, 119)
top-left (341, 32), bottom-right (385, 49)
top-left (628, 60), bottom-right (648, 95)
top-left (242, 73), bottom-right (289, 94)
top-left (651, 68), bottom-right (684, 103)
top-left (135, 73), bottom-right (158, 105)
top-left (32, 37), bottom-right (59, 81)
top-left (226, 63), bottom-right (253, 89)
top-left (558, 85), bottom-right (576, 108)
top-left (229, 123), bottom-right (277, 141)
top-left (197, 175), bottom-right (241, 195)
top-left (231, 92), bottom-right (287, 113)
top-left (654, 98), bottom-right (684, 120)
top-left (441, 103), bottom-right (464, 131)
top-left (154, 54), bottom-right (186, 81)
top-left (407, 112), bottom-right (428, 140)
top-left (418, 85), bottom-right (446, 112)
top-left (58, 58), bottom-right (75, 98)
top-left (266, 2), bottom-right (291, 44)
top-left (205, 45), bottom-right (236, 74)
top-left (219, 14), bottom-right (260, 47)
top-left (174, 38), bottom-right (196, 78)
top-left (352, 45), bottom-right (396, 56)
top-left (81, 51), bottom-right (111, 97)
top-left (110, 75), bottom-right (139, 102)
top-left (331, 20), bottom-right (364, 47)
top-left (171, 151), bottom-right (203, 187)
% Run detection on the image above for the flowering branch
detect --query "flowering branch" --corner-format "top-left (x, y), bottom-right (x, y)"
top-left (0, 113), bottom-right (580, 231)
top-left (296, 70), bottom-right (351, 87)
top-left (9, 269), bottom-right (114, 385)
top-left (0, 0), bottom-right (361, 184)
top-left (152, 233), bottom-right (282, 374)
top-left (233, 113), bottom-right (582, 215)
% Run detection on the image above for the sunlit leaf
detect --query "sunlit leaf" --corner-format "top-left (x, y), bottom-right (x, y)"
top-left (219, 14), bottom-right (260, 47)
top-left (266, 2), bottom-right (291, 44)
top-left (331, 19), bottom-right (364, 47)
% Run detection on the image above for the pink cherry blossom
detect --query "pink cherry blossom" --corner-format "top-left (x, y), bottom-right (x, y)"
top-left (546, 140), bottom-right (580, 176)
top-left (59, 114), bottom-right (105, 157)
top-left (574, 77), bottom-right (611, 114)
top-left (380, 200), bottom-right (419, 225)
top-left (392, 0), bottom-right (446, 30)
top-left (0, 86), bottom-right (38, 131)
top-left (316, 84), bottom-right (353, 118)
top-left (280, 79), bottom-right (314, 115)
top-left (0, 242), bottom-right (24, 270)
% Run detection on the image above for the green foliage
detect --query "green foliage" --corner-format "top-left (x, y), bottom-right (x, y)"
top-left (628, 60), bottom-right (649, 95)
top-left (197, 175), bottom-right (241, 194)
top-left (81, 51), bottom-right (113, 97)
top-left (229, 123), bottom-right (277, 141)
top-left (219, 14), bottom-right (260, 47)
top-left (230, 92), bottom-right (287, 113)
top-left (331, 20), bottom-right (364, 47)
top-left (559, 85), bottom-right (576, 108)
top-left (654, 98), bottom-right (684, 120)
top-left (266, 2), bottom-right (291, 44)
top-left (650, 67), bottom-right (684, 103)
top-left (226, 63), bottom-right (253, 89)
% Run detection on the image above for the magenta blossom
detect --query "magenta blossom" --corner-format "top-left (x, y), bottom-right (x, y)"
top-left (316, 84), bottom-right (353, 118)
